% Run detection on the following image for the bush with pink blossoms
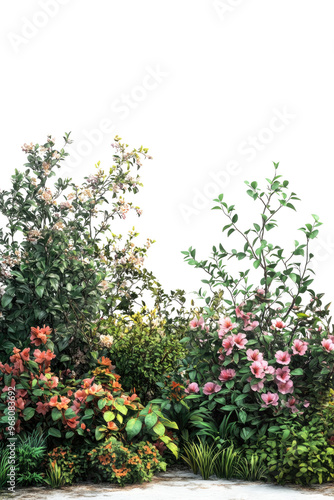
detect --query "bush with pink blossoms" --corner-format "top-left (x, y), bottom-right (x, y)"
top-left (179, 163), bottom-right (334, 443)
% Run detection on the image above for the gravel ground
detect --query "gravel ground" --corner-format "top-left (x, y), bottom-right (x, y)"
top-left (2, 469), bottom-right (334, 500)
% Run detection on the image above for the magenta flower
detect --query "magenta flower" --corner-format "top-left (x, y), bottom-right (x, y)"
top-left (292, 339), bottom-right (308, 356)
top-left (261, 392), bottom-right (279, 407)
top-left (250, 361), bottom-right (265, 379)
top-left (277, 379), bottom-right (294, 394)
top-left (275, 350), bottom-right (291, 365)
top-left (232, 333), bottom-right (248, 350)
top-left (189, 316), bottom-right (205, 330)
top-left (218, 368), bottom-right (236, 383)
top-left (185, 382), bottom-right (200, 394)
top-left (271, 318), bottom-right (286, 330)
top-left (246, 349), bottom-right (263, 362)
top-left (222, 335), bottom-right (235, 356)
top-left (275, 366), bottom-right (291, 383)
top-left (321, 338), bottom-right (334, 353)
top-left (203, 382), bottom-right (222, 395)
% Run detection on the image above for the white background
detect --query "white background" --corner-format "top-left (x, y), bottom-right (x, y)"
top-left (1, 0), bottom-right (334, 312)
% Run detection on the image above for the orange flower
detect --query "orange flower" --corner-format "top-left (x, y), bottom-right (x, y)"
top-left (107, 421), bottom-right (119, 431)
top-left (81, 423), bottom-right (86, 430)
top-left (112, 380), bottom-right (122, 391)
top-left (88, 383), bottom-right (103, 395)
top-left (30, 325), bottom-right (52, 346)
top-left (98, 356), bottom-right (113, 368)
top-left (66, 416), bottom-right (79, 429)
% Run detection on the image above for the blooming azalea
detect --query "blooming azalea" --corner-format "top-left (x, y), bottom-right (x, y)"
top-left (292, 339), bottom-right (308, 356)
top-left (286, 397), bottom-right (298, 413)
top-left (321, 338), bottom-right (334, 353)
top-left (218, 369), bottom-right (236, 382)
top-left (277, 379), bottom-right (294, 394)
top-left (250, 361), bottom-right (265, 379)
top-left (275, 350), bottom-right (291, 365)
top-left (222, 335), bottom-right (235, 355)
top-left (246, 349), bottom-right (264, 362)
top-left (271, 319), bottom-right (286, 330)
top-left (247, 378), bottom-right (264, 392)
top-left (232, 333), bottom-right (248, 349)
top-left (244, 321), bottom-right (259, 331)
top-left (275, 366), bottom-right (291, 383)
top-left (185, 382), bottom-right (200, 394)
top-left (189, 316), bottom-right (205, 330)
top-left (218, 317), bottom-right (237, 337)
top-left (202, 382), bottom-right (221, 395)
top-left (261, 392), bottom-right (279, 407)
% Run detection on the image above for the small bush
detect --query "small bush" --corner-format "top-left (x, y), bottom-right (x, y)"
top-left (97, 309), bottom-right (186, 402)
top-left (89, 438), bottom-right (166, 486)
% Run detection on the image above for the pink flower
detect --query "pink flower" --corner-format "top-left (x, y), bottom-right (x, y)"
top-left (292, 339), bottom-right (308, 356)
top-left (222, 335), bottom-right (235, 356)
top-left (244, 321), bottom-right (259, 331)
top-left (275, 350), bottom-right (291, 365)
top-left (271, 319), bottom-right (286, 330)
top-left (303, 400), bottom-right (310, 408)
top-left (250, 361), bottom-right (265, 379)
top-left (218, 369), bottom-right (236, 383)
top-left (232, 333), bottom-right (248, 349)
top-left (189, 316), bottom-right (205, 330)
top-left (257, 288), bottom-right (265, 295)
top-left (261, 392), bottom-right (279, 407)
top-left (36, 402), bottom-right (50, 415)
top-left (286, 397), bottom-right (298, 413)
top-left (328, 335), bottom-right (334, 342)
top-left (321, 338), bottom-right (334, 353)
top-left (235, 306), bottom-right (253, 327)
top-left (277, 379), bottom-right (294, 394)
top-left (185, 382), bottom-right (200, 394)
top-left (275, 366), bottom-right (291, 383)
top-left (203, 382), bottom-right (222, 395)
top-left (246, 349), bottom-right (263, 362)
top-left (218, 317), bottom-right (237, 337)
top-left (247, 378), bottom-right (264, 392)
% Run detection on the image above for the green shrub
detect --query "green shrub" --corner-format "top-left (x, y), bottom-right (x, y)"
top-left (97, 309), bottom-right (186, 402)
top-left (241, 416), bottom-right (334, 484)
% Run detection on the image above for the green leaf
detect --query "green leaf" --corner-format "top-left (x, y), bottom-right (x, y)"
top-left (35, 285), bottom-right (45, 298)
top-left (64, 408), bottom-right (76, 419)
top-left (145, 412), bottom-right (158, 429)
top-left (23, 407), bottom-right (35, 421)
top-left (48, 427), bottom-right (61, 438)
top-left (126, 418), bottom-right (143, 440)
top-left (153, 421), bottom-right (166, 436)
top-left (1, 294), bottom-right (13, 308)
top-left (65, 431), bottom-right (74, 439)
top-left (51, 408), bottom-right (62, 421)
top-left (103, 411), bottom-right (115, 422)
top-left (253, 259), bottom-right (261, 269)
top-left (290, 368), bottom-right (303, 376)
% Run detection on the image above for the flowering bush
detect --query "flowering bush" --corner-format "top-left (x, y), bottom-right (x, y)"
top-left (89, 438), bottom-right (166, 486)
top-left (96, 308), bottom-right (188, 402)
top-left (0, 134), bottom-right (153, 367)
top-left (0, 326), bottom-right (178, 458)
top-left (178, 163), bottom-right (334, 442)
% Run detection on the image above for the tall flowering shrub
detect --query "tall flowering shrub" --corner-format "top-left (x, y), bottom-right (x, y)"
top-left (180, 163), bottom-right (334, 441)
top-left (0, 134), bottom-right (153, 365)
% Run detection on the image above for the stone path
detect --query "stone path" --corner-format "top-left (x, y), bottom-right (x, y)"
top-left (2, 469), bottom-right (334, 500)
